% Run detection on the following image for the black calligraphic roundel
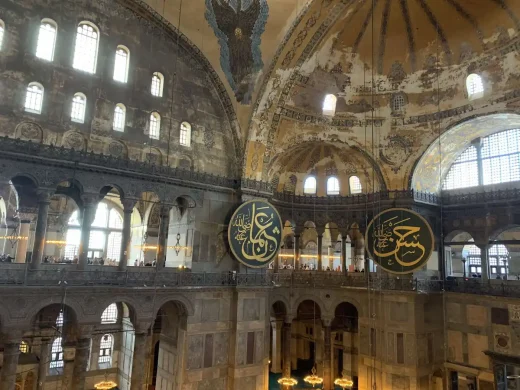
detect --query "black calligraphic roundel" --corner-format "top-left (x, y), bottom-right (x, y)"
top-left (365, 208), bottom-right (434, 274)
top-left (228, 200), bottom-right (283, 268)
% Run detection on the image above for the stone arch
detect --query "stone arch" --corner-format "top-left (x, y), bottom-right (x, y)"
top-left (96, 298), bottom-right (140, 327)
top-left (270, 298), bottom-right (289, 320)
top-left (62, 131), bottom-right (87, 151)
top-left (153, 295), bottom-right (195, 317)
top-left (10, 175), bottom-right (39, 210)
top-left (29, 301), bottom-right (80, 330)
top-left (99, 184), bottom-right (125, 201)
top-left (331, 300), bottom-right (362, 325)
top-left (15, 121), bottom-right (43, 143)
top-left (490, 224), bottom-right (520, 241)
top-left (178, 155), bottom-right (193, 170)
top-left (292, 296), bottom-right (324, 320)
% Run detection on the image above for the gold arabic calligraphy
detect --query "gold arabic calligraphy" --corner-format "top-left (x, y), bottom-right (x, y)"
top-left (232, 203), bottom-right (280, 263)
top-left (373, 216), bottom-right (426, 267)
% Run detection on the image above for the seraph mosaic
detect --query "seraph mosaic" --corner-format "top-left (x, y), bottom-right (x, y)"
top-left (205, 0), bottom-right (269, 104)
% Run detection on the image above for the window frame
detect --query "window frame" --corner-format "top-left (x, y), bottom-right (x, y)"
top-left (0, 19), bottom-right (5, 50)
top-left (326, 176), bottom-right (340, 196)
top-left (180, 121), bottom-right (191, 147)
top-left (322, 94), bottom-right (337, 117)
top-left (73, 21), bottom-right (100, 74)
top-left (151, 72), bottom-right (164, 97)
top-left (71, 92), bottom-right (87, 124)
top-left (35, 18), bottom-right (58, 62)
top-left (113, 103), bottom-right (126, 132)
top-left (466, 73), bottom-right (484, 100)
top-left (349, 176), bottom-right (362, 195)
top-left (101, 303), bottom-right (118, 324)
top-left (98, 334), bottom-right (114, 366)
top-left (113, 45), bottom-right (130, 83)
top-left (303, 176), bottom-right (317, 195)
top-left (24, 82), bottom-right (44, 114)
top-left (149, 112), bottom-right (161, 140)
top-left (50, 337), bottom-right (64, 369)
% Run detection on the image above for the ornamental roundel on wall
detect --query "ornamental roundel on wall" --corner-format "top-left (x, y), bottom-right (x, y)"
top-left (228, 200), bottom-right (282, 268)
top-left (365, 208), bottom-right (434, 274)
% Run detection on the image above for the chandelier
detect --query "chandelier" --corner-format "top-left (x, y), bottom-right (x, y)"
top-left (94, 380), bottom-right (117, 390)
top-left (304, 366), bottom-right (324, 387)
top-left (46, 240), bottom-right (67, 247)
top-left (277, 377), bottom-right (298, 387)
top-left (334, 372), bottom-right (354, 389)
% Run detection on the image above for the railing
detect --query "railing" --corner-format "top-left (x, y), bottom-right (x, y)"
top-left (271, 190), bottom-right (440, 206)
top-left (0, 137), bottom-right (240, 189)
top-left (442, 187), bottom-right (520, 205)
top-left (0, 268), bottom-right (518, 297)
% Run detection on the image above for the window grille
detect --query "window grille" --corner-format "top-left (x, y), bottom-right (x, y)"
top-left (98, 334), bottom-right (113, 365)
top-left (151, 72), bottom-right (164, 97)
top-left (304, 177), bottom-right (317, 194)
top-left (323, 94), bottom-right (337, 116)
top-left (71, 93), bottom-right (86, 123)
top-left (466, 74), bottom-right (484, 99)
top-left (149, 112), bottom-right (161, 140)
top-left (180, 122), bottom-right (191, 146)
top-left (327, 177), bottom-right (340, 195)
top-left (113, 104), bottom-right (126, 132)
top-left (35, 20), bottom-right (57, 61)
top-left (50, 337), bottom-right (64, 368)
top-left (73, 23), bottom-right (99, 73)
top-left (101, 304), bottom-right (118, 324)
top-left (349, 176), bottom-right (362, 194)
top-left (113, 46), bottom-right (129, 83)
top-left (25, 83), bottom-right (44, 114)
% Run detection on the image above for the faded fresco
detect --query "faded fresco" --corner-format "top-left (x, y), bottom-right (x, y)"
top-left (205, 0), bottom-right (269, 104)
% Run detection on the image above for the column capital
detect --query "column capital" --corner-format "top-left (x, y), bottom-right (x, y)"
top-left (322, 318), bottom-right (333, 327)
top-left (159, 204), bottom-right (171, 218)
top-left (80, 193), bottom-right (101, 207)
top-left (36, 188), bottom-right (54, 204)
top-left (17, 210), bottom-right (37, 223)
top-left (1, 329), bottom-right (23, 344)
top-left (121, 198), bottom-right (138, 213)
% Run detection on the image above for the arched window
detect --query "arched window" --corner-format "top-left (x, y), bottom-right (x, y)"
top-left (56, 311), bottom-right (64, 327)
top-left (392, 94), bottom-right (405, 112)
top-left (466, 74), bottom-right (484, 100)
top-left (101, 303), bottom-right (118, 324)
top-left (349, 176), bottom-right (362, 194)
top-left (113, 104), bottom-right (126, 132)
top-left (180, 121), bottom-right (191, 147)
top-left (443, 146), bottom-right (479, 190)
top-left (19, 341), bottom-right (29, 354)
top-left (462, 244), bottom-right (481, 274)
top-left (489, 244), bottom-right (509, 276)
top-left (73, 22), bottom-right (99, 74)
top-left (303, 176), bottom-right (317, 195)
top-left (322, 94), bottom-right (337, 116)
top-left (149, 112), bottom-right (161, 140)
top-left (0, 20), bottom-right (5, 50)
top-left (151, 72), bottom-right (164, 97)
top-left (71, 93), bottom-right (86, 123)
top-left (50, 337), bottom-right (63, 368)
top-left (98, 334), bottom-right (114, 366)
top-left (64, 203), bottom-right (124, 262)
top-left (113, 45), bottom-right (130, 83)
top-left (327, 177), bottom-right (340, 195)
top-left (25, 82), bottom-right (44, 114)
top-left (35, 19), bottom-right (57, 61)
top-left (443, 128), bottom-right (520, 190)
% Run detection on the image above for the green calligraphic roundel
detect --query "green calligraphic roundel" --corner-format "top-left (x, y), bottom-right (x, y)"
top-left (228, 200), bottom-right (283, 268)
top-left (365, 208), bottom-right (434, 274)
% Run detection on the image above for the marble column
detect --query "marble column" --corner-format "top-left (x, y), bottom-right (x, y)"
top-left (37, 338), bottom-right (51, 390)
top-left (282, 321), bottom-right (292, 377)
top-left (61, 340), bottom-right (76, 390)
top-left (71, 338), bottom-right (91, 390)
top-left (119, 199), bottom-right (136, 271)
top-left (78, 197), bottom-right (98, 270)
top-left (317, 234), bottom-right (323, 271)
top-left (341, 236), bottom-right (347, 274)
top-left (15, 215), bottom-right (33, 263)
top-left (271, 321), bottom-right (283, 373)
top-left (131, 332), bottom-right (149, 390)
top-left (156, 205), bottom-right (170, 268)
top-left (294, 234), bottom-right (301, 270)
top-left (323, 322), bottom-right (332, 390)
top-left (89, 334), bottom-right (102, 371)
top-left (478, 243), bottom-right (490, 281)
top-left (30, 191), bottom-right (53, 269)
top-left (0, 336), bottom-right (22, 390)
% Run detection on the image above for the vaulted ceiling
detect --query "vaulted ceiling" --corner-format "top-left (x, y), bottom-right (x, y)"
top-left (142, 0), bottom-right (520, 190)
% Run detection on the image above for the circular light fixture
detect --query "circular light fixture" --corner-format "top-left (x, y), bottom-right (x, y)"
top-left (94, 380), bottom-right (117, 390)
top-left (334, 375), bottom-right (354, 389)
top-left (304, 366), bottom-right (324, 387)
top-left (277, 377), bottom-right (298, 387)
top-left (507, 375), bottom-right (520, 380)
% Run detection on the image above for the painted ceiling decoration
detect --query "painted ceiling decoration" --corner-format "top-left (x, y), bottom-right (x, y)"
top-left (205, 0), bottom-right (269, 104)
